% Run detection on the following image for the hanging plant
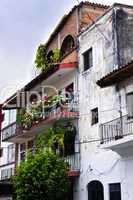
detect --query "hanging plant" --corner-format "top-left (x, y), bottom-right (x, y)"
top-left (35, 44), bottom-right (60, 72)
top-left (29, 102), bottom-right (42, 123)
top-left (21, 111), bottom-right (32, 130)
top-left (35, 44), bottom-right (48, 71)
top-left (47, 49), bottom-right (60, 64)
top-left (42, 94), bottom-right (61, 108)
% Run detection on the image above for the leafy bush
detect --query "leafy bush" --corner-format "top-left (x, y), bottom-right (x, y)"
top-left (13, 151), bottom-right (70, 200)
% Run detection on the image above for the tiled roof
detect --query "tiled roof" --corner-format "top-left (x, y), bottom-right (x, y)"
top-left (45, 1), bottom-right (109, 47)
top-left (97, 60), bottom-right (133, 88)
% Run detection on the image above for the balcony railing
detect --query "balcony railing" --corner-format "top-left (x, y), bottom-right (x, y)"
top-left (0, 167), bottom-right (15, 181)
top-left (2, 105), bottom-right (78, 142)
top-left (2, 122), bottom-right (17, 141)
top-left (100, 115), bottom-right (133, 144)
top-left (64, 152), bottom-right (80, 171)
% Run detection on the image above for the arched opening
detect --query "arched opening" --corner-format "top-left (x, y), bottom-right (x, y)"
top-left (60, 35), bottom-right (75, 58)
top-left (47, 50), bottom-right (54, 62)
top-left (88, 180), bottom-right (104, 200)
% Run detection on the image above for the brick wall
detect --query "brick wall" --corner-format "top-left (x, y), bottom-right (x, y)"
top-left (80, 4), bottom-right (108, 29)
top-left (46, 3), bottom-right (108, 64)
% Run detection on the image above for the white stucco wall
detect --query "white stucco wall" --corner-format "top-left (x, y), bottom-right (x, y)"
top-left (76, 5), bottom-right (133, 200)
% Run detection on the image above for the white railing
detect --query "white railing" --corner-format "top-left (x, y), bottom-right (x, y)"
top-left (64, 153), bottom-right (80, 171)
top-left (2, 122), bottom-right (17, 141)
top-left (0, 167), bottom-right (15, 181)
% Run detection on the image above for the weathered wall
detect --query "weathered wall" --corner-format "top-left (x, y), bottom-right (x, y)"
top-left (46, 4), bottom-right (108, 64)
top-left (77, 4), bottom-right (133, 200)
top-left (80, 4), bottom-right (108, 29)
top-left (116, 7), bottom-right (133, 66)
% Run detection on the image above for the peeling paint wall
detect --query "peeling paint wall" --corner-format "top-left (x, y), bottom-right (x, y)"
top-left (116, 7), bottom-right (133, 66)
top-left (77, 4), bottom-right (133, 200)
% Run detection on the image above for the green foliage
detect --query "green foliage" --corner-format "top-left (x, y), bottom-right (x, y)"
top-left (13, 151), bottom-right (70, 200)
top-left (35, 122), bottom-right (76, 154)
top-left (35, 44), bottom-right (48, 71)
top-left (35, 124), bottom-right (65, 152)
top-left (48, 49), bottom-right (60, 63)
top-left (30, 103), bottom-right (42, 121)
top-left (35, 44), bottom-right (60, 71)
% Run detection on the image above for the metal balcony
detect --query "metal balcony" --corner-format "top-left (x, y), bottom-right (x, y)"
top-left (0, 167), bottom-right (15, 181)
top-left (64, 153), bottom-right (80, 177)
top-left (100, 115), bottom-right (133, 155)
top-left (2, 106), bottom-right (78, 143)
top-left (2, 122), bottom-right (17, 141)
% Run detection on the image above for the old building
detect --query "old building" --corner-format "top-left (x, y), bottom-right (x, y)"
top-left (78, 3), bottom-right (133, 200)
top-left (0, 2), bottom-right (108, 200)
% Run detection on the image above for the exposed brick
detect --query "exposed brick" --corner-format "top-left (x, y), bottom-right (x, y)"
top-left (45, 3), bottom-right (108, 65)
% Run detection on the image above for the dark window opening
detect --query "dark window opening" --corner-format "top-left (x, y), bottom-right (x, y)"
top-left (88, 180), bottom-right (104, 200)
top-left (47, 50), bottom-right (54, 62)
top-left (0, 148), bottom-right (3, 157)
top-left (91, 108), bottom-right (98, 125)
top-left (109, 183), bottom-right (121, 200)
top-left (20, 143), bottom-right (26, 161)
top-left (61, 35), bottom-right (75, 58)
top-left (65, 83), bottom-right (74, 105)
top-left (28, 140), bottom-right (35, 155)
top-left (126, 92), bottom-right (133, 119)
top-left (83, 48), bottom-right (93, 71)
top-left (64, 124), bottom-right (76, 156)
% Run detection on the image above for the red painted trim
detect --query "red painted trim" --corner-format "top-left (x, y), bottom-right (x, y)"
top-left (59, 62), bottom-right (77, 69)
top-left (68, 170), bottom-right (80, 177)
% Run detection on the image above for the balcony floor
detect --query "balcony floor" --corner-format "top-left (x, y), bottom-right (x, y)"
top-left (3, 110), bottom-right (78, 143)
top-left (101, 134), bottom-right (133, 156)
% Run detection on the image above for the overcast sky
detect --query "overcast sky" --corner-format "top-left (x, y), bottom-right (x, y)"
top-left (0, 0), bottom-right (133, 102)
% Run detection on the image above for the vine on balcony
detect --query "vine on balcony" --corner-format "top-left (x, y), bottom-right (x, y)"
top-left (35, 122), bottom-right (76, 156)
top-left (18, 94), bottom-right (62, 130)
top-left (35, 44), bottom-right (60, 71)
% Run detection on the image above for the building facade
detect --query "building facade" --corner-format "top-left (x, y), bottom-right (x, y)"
top-left (0, 2), bottom-right (108, 200)
top-left (2, 2), bottom-right (133, 200)
top-left (77, 3), bottom-right (133, 200)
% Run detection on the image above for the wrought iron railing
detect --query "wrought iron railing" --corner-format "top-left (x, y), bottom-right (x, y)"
top-left (64, 152), bottom-right (80, 171)
top-left (100, 115), bottom-right (133, 144)
top-left (0, 167), bottom-right (15, 181)
top-left (2, 105), bottom-right (78, 141)
top-left (2, 122), bottom-right (17, 141)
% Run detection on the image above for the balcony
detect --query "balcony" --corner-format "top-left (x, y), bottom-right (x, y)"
top-left (0, 167), bottom-right (15, 181)
top-left (2, 122), bottom-right (17, 141)
top-left (2, 106), bottom-right (78, 143)
top-left (3, 62), bottom-right (78, 110)
top-left (100, 115), bottom-right (133, 156)
top-left (64, 153), bottom-right (80, 177)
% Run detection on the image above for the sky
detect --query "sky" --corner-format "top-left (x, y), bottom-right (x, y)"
top-left (0, 0), bottom-right (133, 102)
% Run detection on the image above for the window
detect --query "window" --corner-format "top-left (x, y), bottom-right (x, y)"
top-left (28, 140), bottom-right (35, 155)
top-left (83, 48), bottom-right (93, 71)
top-left (91, 108), bottom-right (98, 125)
top-left (0, 148), bottom-right (3, 157)
top-left (126, 93), bottom-right (133, 118)
top-left (61, 35), bottom-right (75, 58)
top-left (109, 183), bottom-right (121, 200)
top-left (1, 167), bottom-right (14, 180)
top-left (88, 180), bottom-right (104, 200)
top-left (20, 143), bottom-right (26, 161)
top-left (7, 144), bottom-right (15, 163)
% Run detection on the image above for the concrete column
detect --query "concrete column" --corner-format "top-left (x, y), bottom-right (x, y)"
top-left (0, 104), bottom-right (4, 148)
